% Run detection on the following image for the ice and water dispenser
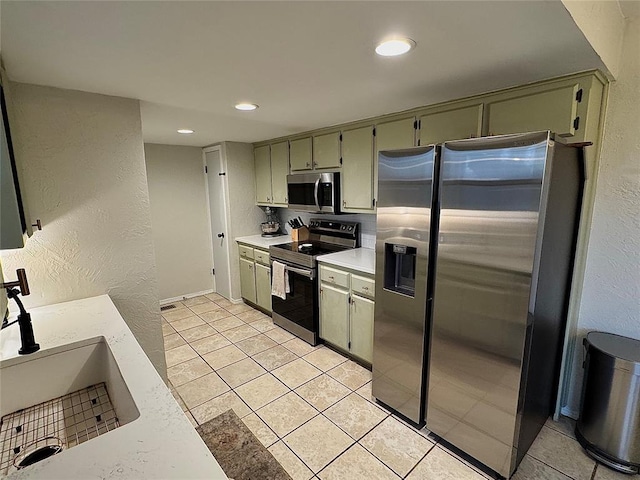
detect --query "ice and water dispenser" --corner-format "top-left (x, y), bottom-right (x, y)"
top-left (384, 243), bottom-right (417, 297)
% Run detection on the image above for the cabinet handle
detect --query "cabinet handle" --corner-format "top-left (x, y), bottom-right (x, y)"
top-left (362, 286), bottom-right (369, 291)
top-left (266, 197), bottom-right (270, 202)
top-left (285, 197), bottom-right (288, 202)
top-left (306, 162), bottom-right (310, 168)
top-left (328, 276), bottom-right (334, 281)
top-left (32, 219), bottom-right (42, 231)
top-left (343, 200), bottom-right (346, 207)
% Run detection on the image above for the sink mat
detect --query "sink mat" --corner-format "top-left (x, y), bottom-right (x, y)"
top-left (0, 382), bottom-right (120, 475)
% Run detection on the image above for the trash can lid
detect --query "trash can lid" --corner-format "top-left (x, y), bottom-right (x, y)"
top-left (586, 332), bottom-right (640, 364)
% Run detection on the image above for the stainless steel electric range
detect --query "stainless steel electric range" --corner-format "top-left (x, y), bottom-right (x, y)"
top-left (269, 219), bottom-right (359, 345)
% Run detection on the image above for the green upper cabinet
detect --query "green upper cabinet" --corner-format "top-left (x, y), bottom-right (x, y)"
top-left (289, 137), bottom-right (313, 171)
top-left (270, 141), bottom-right (289, 206)
top-left (341, 125), bottom-right (374, 212)
top-left (419, 104), bottom-right (483, 146)
top-left (254, 145), bottom-right (272, 204)
top-left (487, 83), bottom-right (581, 138)
top-left (313, 132), bottom-right (341, 169)
top-left (375, 117), bottom-right (416, 159)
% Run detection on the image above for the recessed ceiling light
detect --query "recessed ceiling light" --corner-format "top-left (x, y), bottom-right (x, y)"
top-left (375, 38), bottom-right (416, 57)
top-left (235, 103), bottom-right (259, 111)
top-left (177, 129), bottom-right (194, 134)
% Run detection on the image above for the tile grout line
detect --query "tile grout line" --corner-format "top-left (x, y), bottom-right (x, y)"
top-left (165, 299), bottom-right (464, 480)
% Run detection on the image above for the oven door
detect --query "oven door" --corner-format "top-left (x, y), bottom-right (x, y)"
top-left (271, 262), bottom-right (319, 345)
top-left (287, 172), bottom-right (339, 214)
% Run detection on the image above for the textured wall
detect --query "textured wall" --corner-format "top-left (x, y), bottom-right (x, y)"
top-left (223, 142), bottom-right (263, 301)
top-left (0, 82), bottom-right (166, 377)
top-left (565, 18), bottom-right (640, 415)
top-left (144, 143), bottom-right (213, 301)
top-left (562, 0), bottom-right (626, 79)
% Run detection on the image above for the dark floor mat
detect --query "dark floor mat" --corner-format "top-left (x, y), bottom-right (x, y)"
top-left (196, 409), bottom-right (292, 480)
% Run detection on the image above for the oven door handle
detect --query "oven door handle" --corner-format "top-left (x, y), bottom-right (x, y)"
top-left (313, 178), bottom-right (321, 212)
top-left (285, 265), bottom-right (316, 280)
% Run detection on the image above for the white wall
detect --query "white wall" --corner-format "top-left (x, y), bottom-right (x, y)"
top-left (564, 17), bottom-right (640, 415)
top-left (222, 141), bottom-right (263, 301)
top-left (144, 143), bottom-right (213, 301)
top-left (0, 82), bottom-right (166, 377)
top-left (562, 0), bottom-right (626, 79)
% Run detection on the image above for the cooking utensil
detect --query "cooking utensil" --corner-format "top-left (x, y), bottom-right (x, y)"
top-left (297, 216), bottom-right (305, 227)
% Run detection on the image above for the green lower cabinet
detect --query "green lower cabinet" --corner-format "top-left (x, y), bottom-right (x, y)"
top-left (349, 294), bottom-right (374, 363)
top-left (255, 263), bottom-right (272, 312)
top-left (239, 257), bottom-right (256, 304)
top-left (319, 283), bottom-right (350, 351)
top-left (319, 265), bottom-right (375, 364)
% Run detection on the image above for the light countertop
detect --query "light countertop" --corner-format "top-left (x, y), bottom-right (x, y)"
top-left (235, 234), bottom-right (289, 250)
top-left (0, 295), bottom-right (226, 479)
top-left (317, 248), bottom-right (376, 275)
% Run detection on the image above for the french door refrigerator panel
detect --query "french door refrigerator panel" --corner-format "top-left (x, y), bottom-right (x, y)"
top-left (426, 132), bottom-right (583, 478)
top-left (372, 146), bottom-right (438, 425)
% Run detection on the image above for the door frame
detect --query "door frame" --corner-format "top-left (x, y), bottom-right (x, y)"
top-left (202, 145), bottom-right (233, 300)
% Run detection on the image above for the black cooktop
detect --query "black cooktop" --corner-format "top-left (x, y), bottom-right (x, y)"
top-left (271, 241), bottom-right (348, 257)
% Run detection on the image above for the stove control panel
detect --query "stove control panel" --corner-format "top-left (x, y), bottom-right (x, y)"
top-left (308, 218), bottom-right (359, 240)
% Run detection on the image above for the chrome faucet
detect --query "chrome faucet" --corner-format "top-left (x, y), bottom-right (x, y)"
top-left (1, 268), bottom-right (40, 355)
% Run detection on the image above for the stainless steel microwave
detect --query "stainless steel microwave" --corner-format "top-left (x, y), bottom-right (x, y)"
top-left (287, 172), bottom-right (341, 214)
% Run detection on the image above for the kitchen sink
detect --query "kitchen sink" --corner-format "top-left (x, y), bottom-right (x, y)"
top-left (0, 337), bottom-right (139, 474)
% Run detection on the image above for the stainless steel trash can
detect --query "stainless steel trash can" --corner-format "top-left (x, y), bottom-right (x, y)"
top-left (576, 332), bottom-right (640, 474)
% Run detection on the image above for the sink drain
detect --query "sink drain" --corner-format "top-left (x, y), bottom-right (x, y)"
top-left (14, 437), bottom-right (64, 469)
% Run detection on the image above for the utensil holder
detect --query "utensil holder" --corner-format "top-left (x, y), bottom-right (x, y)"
top-left (291, 226), bottom-right (310, 242)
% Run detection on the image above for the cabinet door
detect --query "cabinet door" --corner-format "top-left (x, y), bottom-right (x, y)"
top-left (270, 141), bottom-right (289, 206)
top-left (341, 125), bottom-right (374, 212)
top-left (375, 117), bottom-right (416, 159)
top-left (350, 294), bottom-right (374, 364)
top-left (255, 263), bottom-right (272, 312)
top-left (313, 132), bottom-right (341, 169)
top-left (487, 83), bottom-right (581, 137)
top-left (254, 145), bottom-right (272, 204)
top-left (289, 137), bottom-right (313, 171)
top-left (239, 258), bottom-right (257, 304)
top-left (320, 283), bottom-right (349, 351)
top-left (419, 104), bottom-right (483, 145)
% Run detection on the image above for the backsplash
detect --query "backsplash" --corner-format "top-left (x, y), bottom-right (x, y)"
top-left (275, 208), bottom-right (376, 249)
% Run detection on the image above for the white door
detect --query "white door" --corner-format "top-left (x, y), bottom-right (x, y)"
top-left (205, 148), bottom-right (231, 300)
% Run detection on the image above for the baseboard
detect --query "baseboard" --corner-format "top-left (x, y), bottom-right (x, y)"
top-left (160, 289), bottom-right (215, 306)
top-left (560, 405), bottom-right (579, 420)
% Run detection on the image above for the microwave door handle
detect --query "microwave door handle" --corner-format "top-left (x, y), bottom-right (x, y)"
top-left (286, 265), bottom-right (315, 280)
top-left (314, 178), bottom-right (321, 212)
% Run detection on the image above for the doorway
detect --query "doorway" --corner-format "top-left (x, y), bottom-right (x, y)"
top-left (204, 146), bottom-right (231, 300)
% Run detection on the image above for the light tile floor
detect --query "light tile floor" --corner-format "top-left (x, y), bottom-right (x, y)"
top-left (162, 295), bottom-right (629, 480)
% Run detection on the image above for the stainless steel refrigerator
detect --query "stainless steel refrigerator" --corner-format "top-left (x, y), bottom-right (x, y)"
top-left (372, 132), bottom-right (584, 478)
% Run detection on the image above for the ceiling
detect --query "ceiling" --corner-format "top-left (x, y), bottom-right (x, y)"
top-left (1, 1), bottom-right (606, 147)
